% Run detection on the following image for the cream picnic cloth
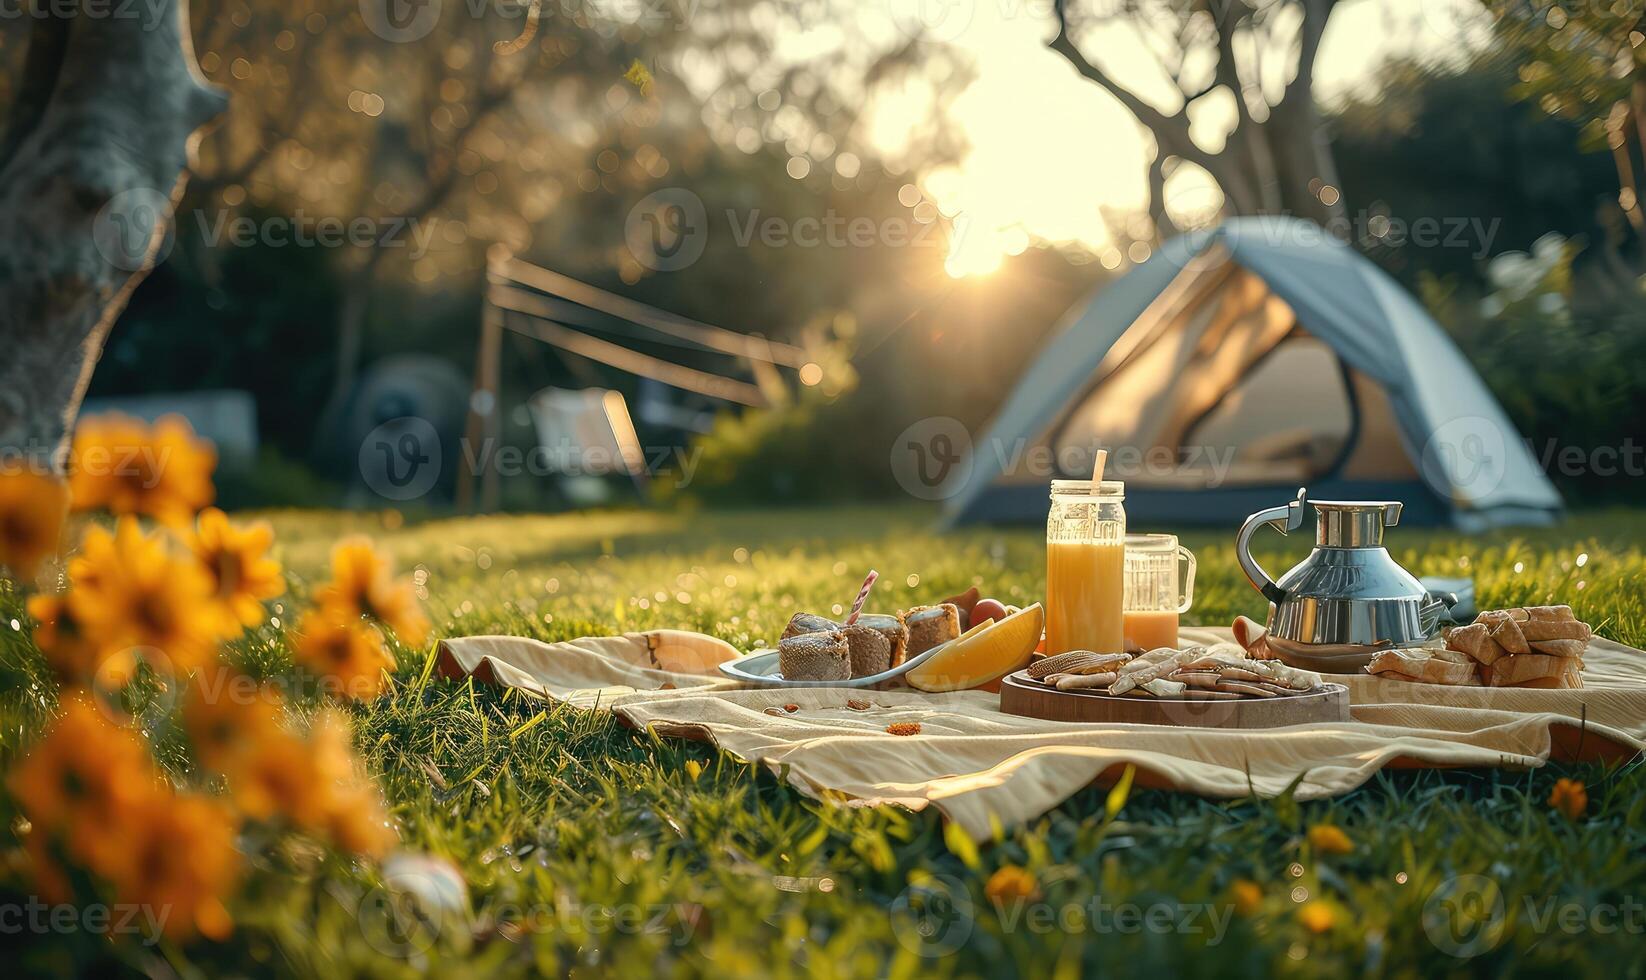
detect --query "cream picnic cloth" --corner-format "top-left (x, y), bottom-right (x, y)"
top-left (436, 628), bottom-right (1646, 840)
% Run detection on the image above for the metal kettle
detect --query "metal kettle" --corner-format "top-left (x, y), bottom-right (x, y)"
top-left (1236, 488), bottom-right (1450, 663)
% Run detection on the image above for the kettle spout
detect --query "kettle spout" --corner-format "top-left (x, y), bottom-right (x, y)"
top-left (1235, 487), bottom-right (1308, 606)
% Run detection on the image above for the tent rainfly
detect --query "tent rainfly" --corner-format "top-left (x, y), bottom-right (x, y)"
top-left (944, 218), bottom-right (1562, 530)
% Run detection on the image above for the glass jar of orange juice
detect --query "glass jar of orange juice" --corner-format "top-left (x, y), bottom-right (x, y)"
top-left (1122, 533), bottom-right (1196, 651)
top-left (1045, 479), bottom-right (1126, 654)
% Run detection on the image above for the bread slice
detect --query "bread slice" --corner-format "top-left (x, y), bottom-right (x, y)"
top-left (902, 603), bottom-right (960, 658)
top-left (1484, 653), bottom-right (1583, 688)
top-left (1367, 648), bottom-right (1481, 686)
top-left (853, 613), bottom-right (908, 666)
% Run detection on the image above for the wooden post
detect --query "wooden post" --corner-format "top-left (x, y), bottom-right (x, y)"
top-left (459, 255), bottom-right (505, 512)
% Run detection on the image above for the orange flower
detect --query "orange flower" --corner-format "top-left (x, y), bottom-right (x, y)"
top-left (1298, 901), bottom-right (1336, 934)
top-left (110, 793), bottom-right (241, 941)
top-left (1549, 778), bottom-right (1588, 821)
top-left (231, 730), bottom-right (323, 824)
top-left (184, 676), bottom-right (285, 775)
top-left (189, 508), bottom-right (284, 632)
top-left (308, 711), bottom-right (397, 857)
top-left (292, 609), bottom-right (397, 699)
top-left (315, 537), bottom-right (429, 647)
top-left (984, 865), bottom-right (1040, 904)
top-left (65, 517), bottom-right (222, 674)
top-left (69, 413), bottom-right (215, 527)
top-left (1307, 824), bottom-right (1354, 856)
top-left (1231, 879), bottom-right (1263, 917)
top-left (7, 695), bottom-right (164, 884)
top-left (27, 592), bottom-right (135, 685)
top-left (0, 467), bottom-right (69, 581)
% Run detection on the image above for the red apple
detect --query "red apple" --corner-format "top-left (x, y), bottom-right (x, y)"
top-left (970, 598), bottom-right (1008, 629)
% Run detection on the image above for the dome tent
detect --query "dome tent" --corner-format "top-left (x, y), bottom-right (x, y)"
top-left (944, 218), bottom-right (1562, 530)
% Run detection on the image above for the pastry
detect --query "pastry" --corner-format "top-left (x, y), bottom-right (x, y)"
top-left (782, 612), bottom-right (840, 640)
top-left (777, 630), bottom-right (849, 681)
top-left (841, 624), bottom-right (892, 678)
top-left (853, 613), bottom-right (909, 667)
top-left (903, 603), bottom-right (960, 659)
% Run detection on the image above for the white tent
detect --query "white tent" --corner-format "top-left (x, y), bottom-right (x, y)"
top-left (945, 218), bottom-right (1562, 530)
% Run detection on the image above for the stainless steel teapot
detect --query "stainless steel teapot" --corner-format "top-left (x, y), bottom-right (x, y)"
top-left (1236, 488), bottom-right (1450, 661)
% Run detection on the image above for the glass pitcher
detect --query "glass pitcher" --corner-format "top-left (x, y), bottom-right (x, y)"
top-left (1122, 533), bottom-right (1197, 651)
top-left (1045, 479), bottom-right (1126, 655)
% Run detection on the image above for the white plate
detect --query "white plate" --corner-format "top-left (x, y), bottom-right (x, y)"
top-left (718, 638), bottom-right (952, 688)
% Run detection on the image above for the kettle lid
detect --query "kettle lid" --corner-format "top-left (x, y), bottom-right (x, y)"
top-left (1310, 500), bottom-right (1402, 548)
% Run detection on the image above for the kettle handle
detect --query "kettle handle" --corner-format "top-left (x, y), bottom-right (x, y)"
top-left (1236, 487), bottom-right (1308, 606)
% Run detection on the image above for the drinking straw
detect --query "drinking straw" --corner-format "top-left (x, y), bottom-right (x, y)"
top-left (846, 569), bottom-right (878, 625)
top-left (1087, 447), bottom-right (1108, 539)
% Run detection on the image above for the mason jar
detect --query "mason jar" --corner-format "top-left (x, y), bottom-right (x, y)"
top-left (1045, 479), bottom-right (1126, 655)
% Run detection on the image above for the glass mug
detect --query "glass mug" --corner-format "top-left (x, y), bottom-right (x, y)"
top-left (1045, 479), bottom-right (1126, 655)
top-left (1122, 533), bottom-right (1197, 651)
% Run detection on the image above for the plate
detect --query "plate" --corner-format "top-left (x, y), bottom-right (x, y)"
top-left (998, 670), bottom-right (1351, 728)
top-left (717, 638), bottom-right (952, 689)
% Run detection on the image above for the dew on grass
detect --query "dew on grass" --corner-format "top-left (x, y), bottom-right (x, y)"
top-left (733, 548), bottom-right (749, 563)
top-left (906, 573), bottom-right (919, 587)
top-left (9, 619), bottom-right (18, 631)
top-left (1577, 552), bottom-right (1589, 567)
top-left (1514, 561), bottom-right (1525, 574)
top-left (546, 577), bottom-right (559, 593)
top-left (1395, 872), bottom-right (1408, 884)
top-left (724, 575), bottom-right (737, 587)
top-left (1291, 886), bottom-right (1309, 903)
top-left (831, 604), bottom-right (844, 615)
top-left (1289, 862), bottom-right (1304, 877)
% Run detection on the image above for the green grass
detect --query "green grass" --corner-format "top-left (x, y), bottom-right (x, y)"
top-left (4, 504), bottom-right (1646, 976)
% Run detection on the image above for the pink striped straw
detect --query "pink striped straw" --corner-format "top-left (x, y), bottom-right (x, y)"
top-left (845, 569), bottom-right (879, 625)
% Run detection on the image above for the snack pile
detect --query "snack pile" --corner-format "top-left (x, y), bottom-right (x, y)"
top-left (1365, 604), bottom-right (1592, 688)
top-left (1026, 645), bottom-right (1326, 700)
top-left (777, 603), bottom-right (960, 681)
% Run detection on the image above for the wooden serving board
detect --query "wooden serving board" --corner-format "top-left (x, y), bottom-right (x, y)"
top-left (998, 670), bottom-right (1350, 729)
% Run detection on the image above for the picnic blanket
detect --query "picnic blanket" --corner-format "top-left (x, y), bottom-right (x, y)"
top-left (436, 628), bottom-right (1646, 840)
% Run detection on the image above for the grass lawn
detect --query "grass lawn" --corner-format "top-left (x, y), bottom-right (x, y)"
top-left (5, 504), bottom-right (1646, 975)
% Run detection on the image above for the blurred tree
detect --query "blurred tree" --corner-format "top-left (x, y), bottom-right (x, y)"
top-left (0, 2), bottom-right (222, 457)
top-left (1048, 0), bottom-right (1348, 233)
top-left (1330, 51), bottom-right (1620, 289)
top-left (1483, 0), bottom-right (1646, 294)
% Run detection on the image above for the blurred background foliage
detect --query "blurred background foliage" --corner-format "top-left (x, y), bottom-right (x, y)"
top-left (2, 0), bottom-right (1643, 508)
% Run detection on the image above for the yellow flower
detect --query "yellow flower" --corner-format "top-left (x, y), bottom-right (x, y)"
top-left (293, 609), bottom-right (397, 700)
top-left (66, 517), bottom-right (222, 674)
top-left (684, 759), bottom-right (704, 782)
top-left (1231, 879), bottom-right (1263, 917)
top-left (189, 508), bottom-right (284, 632)
top-left (69, 413), bottom-right (215, 527)
top-left (7, 695), bottom-right (164, 885)
top-left (0, 467), bottom-right (69, 581)
top-left (233, 730), bottom-right (324, 824)
top-left (28, 592), bottom-right (136, 685)
top-left (184, 676), bottom-right (285, 775)
top-left (304, 711), bottom-right (397, 856)
top-left (316, 537), bottom-right (429, 647)
top-left (984, 865), bottom-right (1040, 904)
top-left (110, 793), bottom-right (241, 941)
top-left (1308, 824), bottom-right (1354, 856)
top-left (1549, 778), bottom-right (1587, 821)
top-left (1298, 901), bottom-right (1336, 934)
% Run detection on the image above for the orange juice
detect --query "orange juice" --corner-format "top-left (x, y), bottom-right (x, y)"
top-left (1123, 609), bottom-right (1179, 652)
top-left (1045, 540), bottom-right (1125, 654)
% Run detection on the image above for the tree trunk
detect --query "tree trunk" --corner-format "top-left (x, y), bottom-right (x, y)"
top-left (1265, 98), bottom-right (1347, 229)
top-left (0, 2), bottom-right (225, 462)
